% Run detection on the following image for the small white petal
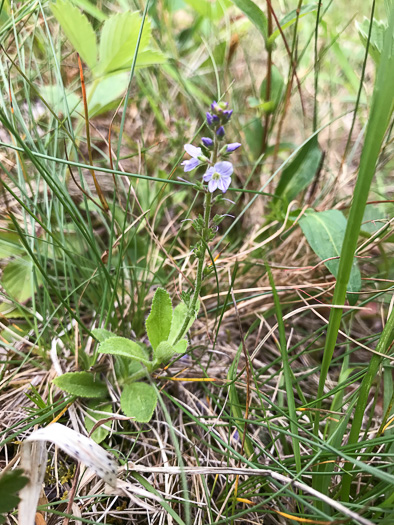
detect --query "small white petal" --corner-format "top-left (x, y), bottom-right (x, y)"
top-left (208, 179), bottom-right (218, 192)
top-left (218, 176), bottom-right (232, 193)
top-left (184, 144), bottom-right (202, 158)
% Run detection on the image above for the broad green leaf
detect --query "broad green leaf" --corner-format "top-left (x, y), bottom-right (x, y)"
top-left (85, 72), bottom-right (129, 118)
top-left (50, 0), bottom-right (97, 70)
top-left (146, 288), bottom-right (172, 350)
top-left (356, 17), bottom-right (387, 65)
top-left (0, 0), bottom-right (10, 28)
top-left (92, 328), bottom-right (116, 342)
top-left (85, 402), bottom-right (112, 443)
top-left (183, 0), bottom-right (231, 21)
top-left (113, 354), bottom-right (147, 380)
top-left (96, 11), bottom-right (151, 75)
top-left (260, 65), bottom-right (284, 113)
top-left (168, 301), bottom-right (188, 344)
top-left (243, 117), bottom-right (264, 159)
top-left (154, 341), bottom-right (176, 363)
top-left (2, 257), bottom-right (42, 303)
top-left (229, 0), bottom-right (268, 45)
top-left (0, 469), bottom-right (28, 522)
top-left (362, 202), bottom-right (394, 234)
top-left (268, 4), bottom-right (317, 44)
top-left (167, 300), bottom-right (199, 345)
top-left (299, 210), bottom-right (361, 303)
top-left (0, 231), bottom-right (24, 259)
top-left (70, 0), bottom-right (107, 21)
top-left (121, 382), bottom-right (157, 423)
top-left (53, 372), bottom-right (108, 398)
top-left (0, 302), bottom-right (25, 318)
top-left (40, 84), bottom-right (80, 116)
top-left (275, 136), bottom-right (322, 202)
top-left (174, 339), bottom-right (188, 354)
top-left (99, 336), bottom-right (151, 365)
top-left (135, 50), bottom-right (167, 68)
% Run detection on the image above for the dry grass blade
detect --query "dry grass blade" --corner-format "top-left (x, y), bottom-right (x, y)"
top-left (123, 464), bottom-right (374, 525)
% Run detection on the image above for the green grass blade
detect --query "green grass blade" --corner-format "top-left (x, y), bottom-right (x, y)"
top-left (266, 264), bottom-right (301, 473)
top-left (314, 4), bottom-right (394, 433)
top-left (341, 307), bottom-right (394, 500)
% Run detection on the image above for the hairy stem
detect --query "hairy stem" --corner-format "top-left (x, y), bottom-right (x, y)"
top-left (174, 139), bottom-right (218, 344)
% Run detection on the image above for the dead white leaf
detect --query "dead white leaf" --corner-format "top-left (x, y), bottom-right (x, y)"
top-left (18, 423), bottom-right (118, 525)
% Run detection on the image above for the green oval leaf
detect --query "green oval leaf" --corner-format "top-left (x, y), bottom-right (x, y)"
top-left (53, 372), bottom-right (108, 398)
top-left (92, 328), bottom-right (116, 343)
top-left (120, 383), bottom-right (157, 423)
top-left (229, 0), bottom-right (268, 45)
top-left (268, 4), bottom-right (318, 45)
top-left (299, 210), bottom-right (361, 304)
top-left (275, 136), bottom-right (322, 202)
top-left (154, 341), bottom-right (176, 363)
top-left (0, 469), bottom-right (29, 522)
top-left (99, 336), bottom-right (151, 365)
top-left (167, 300), bottom-right (199, 345)
top-left (146, 288), bottom-right (172, 350)
top-left (173, 339), bottom-right (188, 355)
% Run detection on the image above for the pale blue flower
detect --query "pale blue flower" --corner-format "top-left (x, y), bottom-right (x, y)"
top-left (203, 161), bottom-right (233, 193)
top-left (181, 144), bottom-right (203, 172)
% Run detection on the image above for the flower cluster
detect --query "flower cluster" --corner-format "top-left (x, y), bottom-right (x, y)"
top-left (181, 100), bottom-right (241, 194)
top-left (206, 100), bottom-right (233, 139)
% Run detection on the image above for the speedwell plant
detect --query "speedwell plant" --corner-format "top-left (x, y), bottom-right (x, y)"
top-left (53, 100), bottom-right (240, 425)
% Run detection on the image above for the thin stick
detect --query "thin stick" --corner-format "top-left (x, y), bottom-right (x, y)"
top-left (77, 54), bottom-right (109, 212)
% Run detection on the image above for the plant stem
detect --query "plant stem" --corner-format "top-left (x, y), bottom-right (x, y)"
top-left (174, 139), bottom-right (218, 344)
top-left (174, 190), bottom-right (212, 346)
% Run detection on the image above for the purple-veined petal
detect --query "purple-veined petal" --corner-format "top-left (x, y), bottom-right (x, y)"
top-left (215, 161), bottom-right (233, 178)
top-left (184, 144), bottom-right (202, 158)
top-left (203, 167), bottom-right (215, 182)
top-left (218, 176), bottom-right (232, 193)
top-left (208, 179), bottom-right (218, 193)
top-left (182, 158), bottom-right (200, 172)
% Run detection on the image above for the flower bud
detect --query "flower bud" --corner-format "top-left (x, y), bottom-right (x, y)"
top-left (211, 101), bottom-right (220, 112)
top-left (223, 109), bottom-right (233, 122)
top-left (216, 126), bottom-right (225, 138)
top-left (201, 137), bottom-right (214, 148)
top-left (226, 142), bottom-right (241, 152)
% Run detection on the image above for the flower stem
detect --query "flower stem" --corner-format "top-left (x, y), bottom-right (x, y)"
top-left (173, 139), bottom-right (218, 345)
